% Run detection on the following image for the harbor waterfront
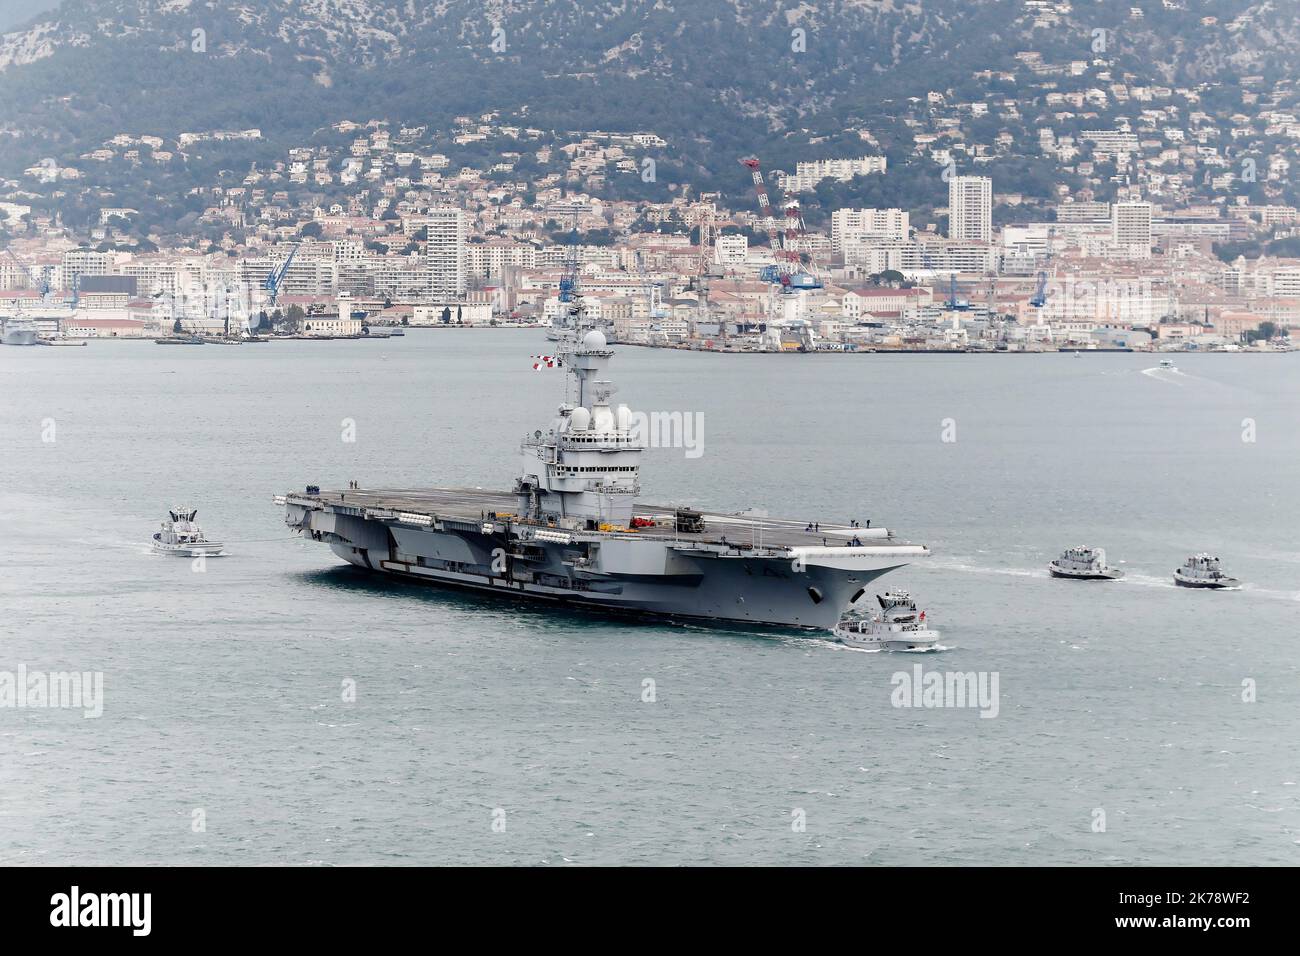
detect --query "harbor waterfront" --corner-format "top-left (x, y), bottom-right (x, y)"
top-left (5, 324), bottom-right (1294, 355)
top-left (2, 332), bottom-right (1299, 865)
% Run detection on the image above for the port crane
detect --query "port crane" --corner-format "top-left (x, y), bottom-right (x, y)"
top-left (3, 248), bottom-right (28, 317)
top-left (3, 247), bottom-right (54, 315)
top-left (558, 253), bottom-right (577, 304)
top-left (946, 273), bottom-right (970, 311)
top-left (1029, 271), bottom-right (1048, 309)
top-left (632, 250), bottom-right (668, 319)
top-left (739, 157), bottom-right (819, 291)
top-left (263, 243), bottom-right (301, 307)
top-left (1029, 226), bottom-right (1057, 311)
top-left (689, 204), bottom-right (732, 345)
top-left (558, 220), bottom-right (581, 305)
top-left (779, 195), bottom-right (823, 291)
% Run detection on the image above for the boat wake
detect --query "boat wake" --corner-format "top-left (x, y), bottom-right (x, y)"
top-left (927, 560), bottom-right (1043, 579)
top-left (1242, 586), bottom-right (1300, 602)
top-left (836, 642), bottom-right (950, 654)
top-left (1114, 572), bottom-right (1178, 589)
top-left (932, 561), bottom-right (1295, 603)
top-left (142, 546), bottom-right (228, 558)
top-left (1141, 367), bottom-right (1185, 383)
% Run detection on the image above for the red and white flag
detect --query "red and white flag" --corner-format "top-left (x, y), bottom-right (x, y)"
top-left (531, 355), bottom-right (557, 371)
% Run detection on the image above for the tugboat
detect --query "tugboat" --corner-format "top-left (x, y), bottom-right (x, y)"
top-left (152, 507), bottom-right (224, 556)
top-left (1173, 554), bottom-right (1239, 589)
top-left (1048, 546), bottom-right (1124, 580)
top-left (835, 591), bottom-right (941, 651)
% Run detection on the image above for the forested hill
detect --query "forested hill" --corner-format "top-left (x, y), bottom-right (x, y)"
top-left (1, 0), bottom-right (1295, 226)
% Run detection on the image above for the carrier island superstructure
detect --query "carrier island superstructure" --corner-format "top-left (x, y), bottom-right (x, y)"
top-left (277, 299), bottom-right (929, 631)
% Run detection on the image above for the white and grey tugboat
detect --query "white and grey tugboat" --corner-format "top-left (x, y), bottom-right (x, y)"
top-left (278, 279), bottom-right (929, 631)
top-left (152, 507), bottom-right (224, 556)
top-left (1048, 545), bottom-right (1124, 580)
top-left (1173, 553), bottom-right (1239, 589)
top-left (835, 591), bottom-right (940, 651)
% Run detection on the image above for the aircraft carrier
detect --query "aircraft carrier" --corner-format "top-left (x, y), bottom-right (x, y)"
top-left (278, 291), bottom-right (928, 631)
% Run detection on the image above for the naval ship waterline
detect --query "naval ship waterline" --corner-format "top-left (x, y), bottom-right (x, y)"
top-left (277, 296), bottom-right (929, 631)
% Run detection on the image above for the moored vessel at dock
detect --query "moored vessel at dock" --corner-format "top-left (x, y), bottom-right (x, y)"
top-left (2, 318), bottom-right (39, 346)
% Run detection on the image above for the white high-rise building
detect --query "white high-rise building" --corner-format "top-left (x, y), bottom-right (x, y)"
top-left (424, 206), bottom-right (467, 299)
top-left (948, 176), bottom-right (993, 242)
top-left (714, 234), bottom-right (748, 264)
top-left (1111, 201), bottom-right (1153, 259)
top-left (62, 249), bottom-right (112, 290)
top-left (831, 208), bottom-right (910, 254)
top-left (464, 240), bottom-right (539, 280)
top-left (780, 156), bottom-right (887, 192)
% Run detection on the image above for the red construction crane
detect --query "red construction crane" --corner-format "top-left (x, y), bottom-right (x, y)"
top-left (783, 201), bottom-right (804, 258)
top-left (740, 157), bottom-right (801, 277)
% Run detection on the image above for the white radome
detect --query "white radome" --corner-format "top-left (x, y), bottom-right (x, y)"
top-left (582, 329), bottom-right (607, 349)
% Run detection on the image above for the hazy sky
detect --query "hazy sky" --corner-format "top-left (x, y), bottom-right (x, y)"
top-left (0, 0), bottom-right (60, 33)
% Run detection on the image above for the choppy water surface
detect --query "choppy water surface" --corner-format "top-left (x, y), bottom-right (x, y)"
top-left (1, 334), bottom-right (1297, 865)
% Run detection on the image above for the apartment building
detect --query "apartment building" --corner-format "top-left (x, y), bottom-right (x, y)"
top-left (948, 176), bottom-right (993, 242)
top-left (714, 234), bottom-right (749, 265)
top-left (424, 206), bottom-right (467, 299)
top-left (464, 240), bottom-right (539, 280)
top-left (1112, 201), bottom-right (1154, 259)
top-left (831, 208), bottom-right (910, 254)
top-left (781, 156), bottom-right (887, 192)
top-left (62, 249), bottom-right (112, 289)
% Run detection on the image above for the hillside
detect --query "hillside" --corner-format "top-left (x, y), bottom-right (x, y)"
top-left (0, 0), bottom-right (1296, 230)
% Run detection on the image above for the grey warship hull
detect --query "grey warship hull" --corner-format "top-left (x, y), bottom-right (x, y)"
top-left (280, 283), bottom-right (927, 631)
top-left (282, 487), bottom-right (927, 631)
top-left (2, 328), bottom-right (39, 346)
